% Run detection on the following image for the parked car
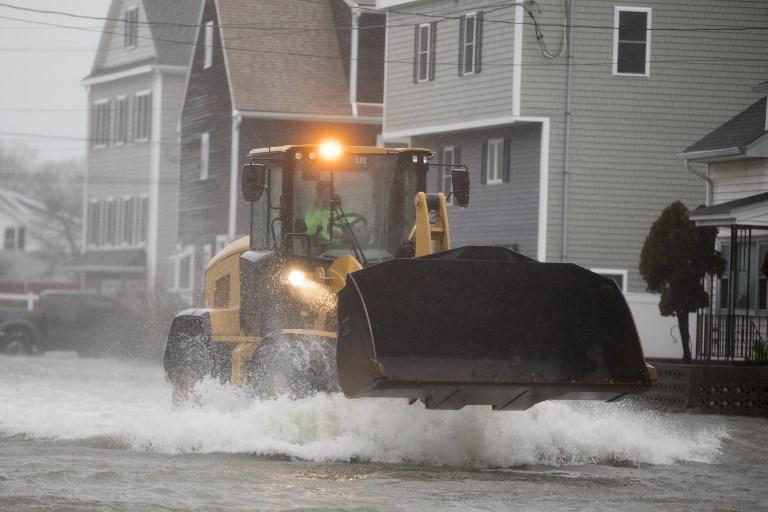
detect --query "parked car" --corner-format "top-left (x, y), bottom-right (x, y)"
top-left (0, 290), bottom-right (132, 356)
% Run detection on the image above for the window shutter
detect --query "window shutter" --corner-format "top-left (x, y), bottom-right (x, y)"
top-left (502, 138), bottom-right (511, 183)
top-left (481, 141), bottom-right (488, 185)
top-left (428, 21), bottom-right (437, 81)
top-left (437, 149), bottom-right (444, 191)
top-left (413, 25), bottom-right (419, 83)
top-left (458, 16), bottom-right (465, 76)
top-left (475, 11), bottom-right (484, 73)
top-left (454, 145), bottom-right (461, 166)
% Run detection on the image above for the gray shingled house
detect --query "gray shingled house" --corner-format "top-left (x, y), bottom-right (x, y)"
top-left (379, 0), bottom-right (768, 295)
top-left (174, 0), bottom-right (384, 298)
top-left (684, 81), bottom-right (768, 362)
top-left (70, 0), bottom-right (201, 294)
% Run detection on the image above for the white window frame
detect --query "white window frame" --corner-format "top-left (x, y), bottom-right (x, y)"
top-left (203, 21), bottom-right (214, 69)
top-left (612, 6), bottom-right (652, 77)
top-left (133, 90), bottom-right (152, 142)
top-left (92, 99), bottom-right (110, 149)
top-left (486, 138), bottom-right (504, 185)
top-left (105, 196), bottom-right (117, 247)
top-left (99, 198), bottom-right (108, 247)
top-left (461, 12), bottom-right (478, 75)
top-left (200, 132), bottom-right (210, 180)
top-left (202, 243), bottom-right (213, 267)
top-left (171, 246), bottom-right (195, 293)
top-left (592, 268), bottom-right (629, 293)
top-left (124, 7), bottom-right (139, 49)
top-left (416, 23), bottom-right (431, 83)
top-left (442, 146), bottom-right (455, 205)
top-left (138, 194), bottom-right (149, 245)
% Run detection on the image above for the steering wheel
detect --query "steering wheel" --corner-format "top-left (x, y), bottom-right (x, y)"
top-left (332, 212), bottom-right (368, 230)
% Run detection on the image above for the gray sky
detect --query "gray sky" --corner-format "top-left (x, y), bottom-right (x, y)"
top-left (0, 0), bottom-right (111, 162)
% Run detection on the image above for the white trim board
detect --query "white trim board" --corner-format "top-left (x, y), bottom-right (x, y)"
top-left (82, 65), bottom-right (186, 86)
top-left (382, 115), bottom-right (544, 140)
top-left (512, 3), bottom-right (523, 116)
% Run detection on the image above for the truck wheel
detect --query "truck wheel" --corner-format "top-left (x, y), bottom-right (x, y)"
top-left (247, 335), bottom-right (339, 399)
top-left (164, 319), bottom-right (213, 405)
top-left (2, 326), bottom-right (35, 356)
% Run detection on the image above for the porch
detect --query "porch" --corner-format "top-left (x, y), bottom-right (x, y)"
top-left (690, 193), bottom-right (768, 364)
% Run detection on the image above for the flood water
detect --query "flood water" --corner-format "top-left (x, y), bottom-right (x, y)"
top-left (0, 354), bottom-right (765, 511)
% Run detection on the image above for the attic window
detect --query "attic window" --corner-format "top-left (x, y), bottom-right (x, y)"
top-left (613, 7), bottom-right (651, 76)
top-left (124, 8), bottom-right (139, 49)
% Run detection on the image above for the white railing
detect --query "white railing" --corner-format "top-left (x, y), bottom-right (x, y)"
top-left (0, 292), bottom-right (39, 310)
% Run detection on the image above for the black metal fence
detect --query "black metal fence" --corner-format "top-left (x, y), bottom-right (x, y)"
top-left (696, 310), bottom-right (766, 362)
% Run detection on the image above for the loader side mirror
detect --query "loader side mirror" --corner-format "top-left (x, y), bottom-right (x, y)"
top-left (242, 163), bottom-right (266, 202)
top-left (451, 168), bottom-right (470, 207)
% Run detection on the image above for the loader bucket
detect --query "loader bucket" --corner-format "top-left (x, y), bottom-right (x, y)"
top-left (336, 246), bottom-right (653, 410)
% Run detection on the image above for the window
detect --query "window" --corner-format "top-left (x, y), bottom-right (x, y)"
top-left (122, 196), bottom-right (134, 244)
top-left (719, 242), bottom-right (768, 311)
top-left (115, 96), bottom-right (128, 145)
top-left (200, 132), bottom-right (210, 180)
top-left (91, 100), bottom-right (110, 148)
top-left (3, 227), bottom-right (25, 251)
top-left (414, 22), bottom-right (436, 83)
top-left (124, 7), bottom-right (139, 49)
top-left (133, 92), bottom-right (151, 142)
top-left (214, 274), bottom-right (230, 308)
top-left (485, 138), bottom-right (504, 185)
top-left (441, 146), bottom-right (455, 205)
top-left (613, 7), bottom-right (651, 76)
top-left (106, 198), bottom-right (118, 246)
top-left (88, 200), bottom-right (101, 246)
top-left (592, 269), bottom-right (628, 293)
top-left (171, 248), bottom-right (195, 292)
top-left (203, 21), bottom-right (214, 69)
top-left (459, 12), bottom-right (483, 75)
top-left (139, 195), bottom-right (149, 244)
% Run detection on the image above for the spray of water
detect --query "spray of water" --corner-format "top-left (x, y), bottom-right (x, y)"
top-left (0, 355), bottom-right (726, 468)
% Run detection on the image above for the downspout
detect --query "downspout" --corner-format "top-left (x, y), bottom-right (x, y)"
top-left (686, 160), bottom-right (713, 206)
top-left (560, 0), bottom-right (574, 262)
top-left (349, 7), bottom-right (360, 117)
top-left (228, 110), bottom-right (242, 241)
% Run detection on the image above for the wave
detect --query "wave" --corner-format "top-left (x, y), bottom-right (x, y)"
top-left (0, 355), bottom-right (726, 468)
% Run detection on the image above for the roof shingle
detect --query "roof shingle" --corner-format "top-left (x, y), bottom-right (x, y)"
top-left (684, 97), bottom-right (767, 154)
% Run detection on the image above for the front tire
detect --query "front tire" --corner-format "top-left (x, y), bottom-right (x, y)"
top-left (1, 326), bottom-right (36, 356)
top-left (164, 316), bottom-right (214, 405)
top-left (246, 334), bottom-right (339, 399)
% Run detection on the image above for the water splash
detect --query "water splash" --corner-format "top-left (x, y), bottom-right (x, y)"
top-left (0, 355), bottom-right (726, 468)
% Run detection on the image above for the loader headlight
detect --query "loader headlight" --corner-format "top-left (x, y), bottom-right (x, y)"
top-left (318, 140), bottom-right (342, 161)
top-left (287, 269), bottom-right (308, 287)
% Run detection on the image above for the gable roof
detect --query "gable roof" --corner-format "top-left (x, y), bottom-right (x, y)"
top-left (683, 97), bottom-right (767, 156)
top-left (215, 0), bottom-right (353, 116)
top-left (143, 0), bottom-right (203, 66)
top-left (690, 191), bottom-right (768, 227)
top-left (88, 0), bottom-right (201, 78)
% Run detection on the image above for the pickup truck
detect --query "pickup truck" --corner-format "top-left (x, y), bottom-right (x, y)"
top-left (0, 290), bottom-right (130, 355)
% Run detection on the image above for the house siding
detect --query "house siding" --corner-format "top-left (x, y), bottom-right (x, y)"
top-left (178, 0), bottom-right (232, 265)
top-left (415, 122), bottom-right (541, 257)
top-left (87, 74), bottom-right (154, 202)
top-left (710, 159), bottom-right (768, 204)
top-left (383, 0), bottom-right (516, 134)
top-left (94, 0), bottom-right (157, 72)
top-left (520, 0), bottom-right (768, 290)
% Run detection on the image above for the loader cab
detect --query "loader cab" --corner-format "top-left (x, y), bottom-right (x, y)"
top-left (245, 145), bottom-right (431, 266)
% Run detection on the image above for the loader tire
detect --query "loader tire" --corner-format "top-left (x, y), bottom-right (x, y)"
top-left (1, 325), bottom-right (36, 356)
top-left (164, 317), bottom-right (214, 405)
top-left (247, 335), bottom-right (339, 399)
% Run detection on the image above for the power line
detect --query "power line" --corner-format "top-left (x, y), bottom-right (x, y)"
top-left (0, 1), bottom-right (766, 34)
top-left (0, 13), bottom-right (765, 71)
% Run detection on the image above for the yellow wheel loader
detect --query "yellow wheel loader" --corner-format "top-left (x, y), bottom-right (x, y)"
top-left (164, 142), bottom-right (655, 410)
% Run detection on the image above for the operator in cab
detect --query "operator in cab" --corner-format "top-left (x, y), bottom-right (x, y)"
top-left (304, 180), bottom-right (333, 244)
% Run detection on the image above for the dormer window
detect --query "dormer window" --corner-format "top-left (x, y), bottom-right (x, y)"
top-left (124, 7), bottom-right (139, 49)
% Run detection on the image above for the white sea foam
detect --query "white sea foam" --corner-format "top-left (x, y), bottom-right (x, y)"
top-left (0, 355), bottom-right (726, 467)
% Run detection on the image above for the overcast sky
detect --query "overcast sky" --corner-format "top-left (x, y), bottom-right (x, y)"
top-left (0, 0), bottom-right (111, 162)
